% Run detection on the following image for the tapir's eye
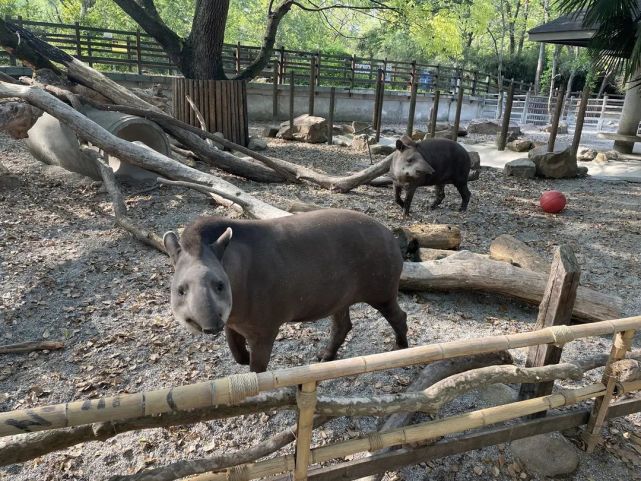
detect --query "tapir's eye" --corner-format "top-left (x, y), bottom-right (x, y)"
top-left (177, 285), bottom-right (186, 296)
top-left (216, 282), bottom-right (224, 293)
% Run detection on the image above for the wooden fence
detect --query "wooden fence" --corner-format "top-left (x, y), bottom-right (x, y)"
top-left (1, 17), bottom-right (531, 96)
top-left (1, 314), bottom-right (640, 479)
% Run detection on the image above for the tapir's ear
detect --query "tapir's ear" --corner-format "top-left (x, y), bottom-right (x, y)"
top-left (211, 227), bottom-right (233, 260)
top-left (400, 134), bottom-right (416, 148)
top-left (395, 139), bottom-right (405, 151)
top-left (163, 231), bottom-right (181, 265)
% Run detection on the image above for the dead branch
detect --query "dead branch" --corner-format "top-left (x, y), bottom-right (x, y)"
top-left (400, 251), bottom-right (622, 323)
top-left (157, 178), bottom-right (247, 215)
top-left (0, 341), bottom-right (64, 354)
top-left (0, 81), bottom-right (288, 220)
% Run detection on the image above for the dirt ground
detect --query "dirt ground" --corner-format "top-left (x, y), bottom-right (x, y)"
top-left (1, 125), bottom-right (641, 481)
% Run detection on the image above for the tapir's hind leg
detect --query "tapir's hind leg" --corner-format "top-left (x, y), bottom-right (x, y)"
top-left (372, 299), bottom-right (408, 349)
top-left (455, 182), bottom-right (471, 211)
top-left (318, 308), bottom-right (353, 362)
top-left (430, 184), bottom-right (446, 209)
top-left (247, 329), bottom-right (278, 373)
top-left (225, 326), bottom-right (250, 365)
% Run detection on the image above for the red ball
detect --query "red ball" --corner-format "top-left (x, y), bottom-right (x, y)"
top-left (540, 190), bottom-right (567, 214)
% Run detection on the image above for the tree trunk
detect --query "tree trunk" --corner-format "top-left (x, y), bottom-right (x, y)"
top-left (614, 67), bottom-right (641, 154)
top-left (547, 45), bottom-right (561, 114)
top-left (399, 251), bottom-right (622, 323)
top-left (534, 0), bottom-right (550, 95)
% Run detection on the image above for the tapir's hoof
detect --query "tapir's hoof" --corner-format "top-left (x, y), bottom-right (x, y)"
top-left (317, 351), bottom-right (336, 363)
top-left (395, 339), bottom-right (409, 350)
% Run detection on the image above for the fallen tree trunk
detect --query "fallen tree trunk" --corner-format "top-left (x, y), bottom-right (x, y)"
top-left (394, 224), bottom-right (461, 259)
top-left (0, 81), bottom-right (289, 221)
top-left (0, 340), bottom-right (64, 354)
top-left (490, 234), bottom-right (551, 273)
top-left (400, 251), bottom-right (622, 322)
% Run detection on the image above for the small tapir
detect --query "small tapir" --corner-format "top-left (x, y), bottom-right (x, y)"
top-left (390, 135), bottom-right (472, 216)
top-left (163, 209), bottom-right (408, 373)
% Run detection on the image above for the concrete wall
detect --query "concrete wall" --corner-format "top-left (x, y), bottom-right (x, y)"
top-left (2, 67), bottom-right (486, 125)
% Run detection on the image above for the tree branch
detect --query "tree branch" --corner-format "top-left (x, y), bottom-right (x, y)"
top-left (0, 19), bottom-right (61, 73)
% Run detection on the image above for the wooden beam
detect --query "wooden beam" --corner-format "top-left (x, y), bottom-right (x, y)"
top-left (294, 382), bottom-right (318, 481)
top-left (519, 245), bottom-right (580, 403)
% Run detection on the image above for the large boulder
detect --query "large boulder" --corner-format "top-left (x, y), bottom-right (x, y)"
top-left (468, 119), bottom-right (521, 136)
top-left (504, 158), bottom-right (536, 179)
top-left (370, 143), bottom-right (395, 155)
top-left (542, 121), bottom-right (568, 134)
top-left (577, 146), bottom-right (597, 161)
top-left (247, 137), bottom-right (268, 151)
top-left (277, 115), bottom-right (327, 143)
top-left (262, 126), bottom-right (279, 138)
top-left (506, 138), bottom-right (534, 152)
top-left (468, 151), bottom-right (481, 170)
top-left (510, 433), bottom-right (579, 478)
top-left (528, 146), bottom-right (578, 178)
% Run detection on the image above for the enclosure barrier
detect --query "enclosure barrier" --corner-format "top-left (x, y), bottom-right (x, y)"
top-left (1, 315), bottom-right (640, 481)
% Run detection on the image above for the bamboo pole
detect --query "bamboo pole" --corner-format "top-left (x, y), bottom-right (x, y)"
top-left (197, 380), bottom-right (641, 481)
top-left (3, 316), bottom-right (641, 438)
top-left (583, 329), bottom-right (635, 452)
top-left (294, 383), bottom-right (318, 481)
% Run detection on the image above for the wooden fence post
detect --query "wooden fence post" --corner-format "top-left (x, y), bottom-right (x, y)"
top-left (375, 69), bottom-right (385, 143)
top-left (135, 29), bottom-right (143, 75)
top-left (272, 59), bottom-right (279, 121)
top-left (294, 382), bottom-right (318, 481)
top-left (74, 22), bottom-right (82, 58)
top-left (235, 41), bottom-right (241, 74)
top-left (315, 52), bottom-right (321, 86)
top-left (547, 87), bottom-right (566, 152)
top-left (497, 80), bottom-right (515, 151)
top-left (571, 85), bottom-right (591, 158)
top-left (518, 245), bottom-right (580, 406)
top-left (279, 46), bottom-right (286, 84)
top-left (5, 16), bottom-right (16, 66)
top-left (86, 34), bottom-right (93, 68)
top-left (452, 85), bottom-right (464, 141)
top-left (471, 71), bottom-right (478, 96)
top-left (429, 90), bottom-right (440, 138)
top-left (290, 70), bottom-right (295, 130)
top-left (327, 87), bottom-right (335, 146)
top-left (308, 56), bottom-right (316, 115)
top-left (583, 329), bottom-right (635, 452)
top-left (406, 80), bottom-right (418, 136)
top-left (350, 54), bottom-right (356, 89)
top-left (372, 68), bottom-right (382, 133)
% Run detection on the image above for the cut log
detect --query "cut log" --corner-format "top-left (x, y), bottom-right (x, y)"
top-left (286, 200), bottom-right (324, 213)
top-left (417, 248), bottom-right (485, 262)
top-left (489, 234), bottom-right (551, 273)
top-left (399, 251), bottom-right (622, 323)
top-left (394, 225), bottom-right (461, 259)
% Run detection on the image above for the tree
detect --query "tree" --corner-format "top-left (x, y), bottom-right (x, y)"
top-left (111, 0), bottom-right (398, 80)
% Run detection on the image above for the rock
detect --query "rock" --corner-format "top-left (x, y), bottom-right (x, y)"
top-left (594, 152), bottom-right (609, 164)
top-left (411, 130), bottom-right (426, 141)
top-left (577, 147), bottom-right (597, 161)
top-left (247, 137), bottom-right (267, 151)
top-left (476, 383), bottom-right (517, 406)
top-left (504, 158), bottom-right (536, 179)
top-left (468, 119), bottom-right (521, 136)
top-left (510, 433), bottom-right (579, 477)
top-left (577, 166), bottom-right (589, 177)
top-left (262, 126), bottom-right (279, 138)
top-left (351, 134), bottom-right (375, 152)
top-left (605, 150), bottom-right (619, 160)
top-left (468, 151), bottom-right (481, 170)
top-left (434, 122), bottom-right (451, 132)
top-left (338, 124), bottom-right (355, 134)
top-left (506, 139), bottom-right (534, 152)
top-left (351, 121), bottom-right (369, 134)
top-left (528, 146), bottom-right (577, 178)
top-left (432, 129), bottom-right (456, 140)
top-left (370, 143), bottom-right (395, 155)
top-left (457, 127), bottom-right (468, 137)
top-left (542, 122), bottom-right (568, 134)
top-left (277, 114), bottom-right (327, 143)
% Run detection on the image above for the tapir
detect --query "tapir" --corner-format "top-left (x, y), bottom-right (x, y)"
top-left (163, 209), bottom-right (408, 373)
top-left (390, 135), bottom-right (472, 216)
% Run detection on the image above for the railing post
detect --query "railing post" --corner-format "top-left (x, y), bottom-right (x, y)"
top-left (126, 38), bottom-right (133, 72)
top-left (410, 60), bottom-right (417, 93)
top-left (235, 41), bottom-right (241, 74)
top-left (308, 55), bottom-right (316, 115)
top-left (548, 86), bottom-right (566, 152)
top-left (521, 89), bottom-right (530, 124)
top-left (290, 70), bottom-right (295, 131)
top-left (497, 80), bottom-right (515, 151)
top-left (518, 245), bottom-right (580, 406)
top-left (583, 329), bottom-right (635, 453)
top-left (279, 46), bottom-right (286, 84)
top-left (406, 80), bottom-right (418, 137)
top-left (434, 64), bottom-right (440, 92)
top-left (571, 85), bottom-right (592, 158)
top-left (87, 34), bottom-right (93, 68)
top-left (350, 54), bottom-right (356, 89)
top-left (327, 87), bottom-right (336, 146)
top-left (74, 22), bottom-right (82, 59)
top-left (374, 68), bottom-right (385, 143)
top-left (272, 59), bottom-right (279, 121)
top-left (429, 90), bottom-right (440, 138)
top-left (135, 29), bottom-right (143, 75)
top-left (452, 86), bottom-right (464, 141)
top-left (294, 382), bottom-right (317, 481)
top-left (472, 70), bottom-right (478, 96)
top-left (315, 52), bottom-right (321, 86)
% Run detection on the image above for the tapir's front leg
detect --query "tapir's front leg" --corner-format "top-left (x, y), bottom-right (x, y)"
top-left (247, 329), bottom-right (278, 373)
top-left (225, 326), bottom-right (250, 365)
top-left (394, 183), bottom-right (405, 208)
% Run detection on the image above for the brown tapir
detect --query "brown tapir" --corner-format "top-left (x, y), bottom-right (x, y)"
top-left (163, 209), bottom-right (408, 373)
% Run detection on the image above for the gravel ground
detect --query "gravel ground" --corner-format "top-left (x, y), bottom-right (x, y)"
top-left (1, 125), bottom-right (641, 481)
